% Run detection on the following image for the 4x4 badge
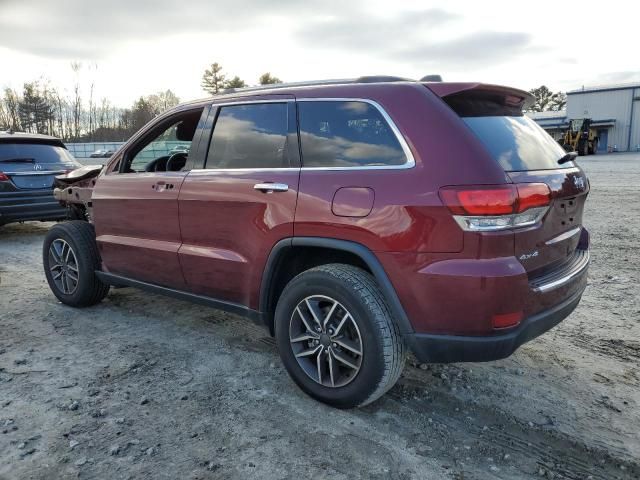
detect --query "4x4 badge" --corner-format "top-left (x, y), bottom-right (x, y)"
top-left (573, 176), bottom-right (585, 189)
top-left (519, 251), bottom-right (539, 261)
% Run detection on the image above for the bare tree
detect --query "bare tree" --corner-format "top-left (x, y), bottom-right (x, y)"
top-left (70, 62), bottom-right (82, 139)
top-left (53, 90), bottom-right (66, 138)
top-left (147, 90), bottom-right (180, 112)
top-left (1, 88), bottom-right (22, 131)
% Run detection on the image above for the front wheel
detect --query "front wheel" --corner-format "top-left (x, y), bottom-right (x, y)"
top-left (275, 264), bottom-right (406, 408)
top-left (43, 221), bottom-right (110, 307)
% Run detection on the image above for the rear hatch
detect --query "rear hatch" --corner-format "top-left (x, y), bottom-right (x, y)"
top-left (431, 83), bottom-right (589, 274)
top-left (0, 142), bottom-right (81, 190)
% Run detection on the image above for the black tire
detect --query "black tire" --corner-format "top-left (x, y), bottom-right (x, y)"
top-left (580, 141), bottom-right (589, 156)
top-left (275, 264), bottom-right (406, 408)
top-left (43, 221), bottom-right (109, 307)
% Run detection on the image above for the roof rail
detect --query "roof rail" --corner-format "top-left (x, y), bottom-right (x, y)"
top-left (220, 75), bottom-right (423, 95)
top-left (355, 75), bottom-right (412, 83)
top-left (222, 78), bottom-right (356, 95)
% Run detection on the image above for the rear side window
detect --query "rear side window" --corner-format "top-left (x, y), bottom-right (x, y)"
top-left (462, 116), bottom-right (570, 171)
top-left (298, 101), bottom-right (407, 168)
top-left (206, 103), bottom-right (289, 169)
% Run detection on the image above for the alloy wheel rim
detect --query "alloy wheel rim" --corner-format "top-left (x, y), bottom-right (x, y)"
top-left (48, 239), bottom-right (79, 295)
top-left (289, 295), bottom-right (363, 388)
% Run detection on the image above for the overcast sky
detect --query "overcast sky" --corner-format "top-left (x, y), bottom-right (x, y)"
top-left (1, 0), bottom-right (638, 106)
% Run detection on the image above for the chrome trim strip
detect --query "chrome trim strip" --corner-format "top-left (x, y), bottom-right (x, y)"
top-left (545, 227), bottom-right (581, 245)
top-left (532, 250), bottom-right (590, 293)
top-left (198, 97), bottom-right (415, 172)
top-left (451, 207), bottom-right (548, 232)
top-left (7, 171), bottom-right (66, 176)
top-left (210, 99), bottom-right (295, 107)
top-left (189, 167), bottom-right (299, 174)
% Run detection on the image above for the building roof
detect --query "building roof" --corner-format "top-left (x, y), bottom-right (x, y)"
top-left (526, 112), bottom-right (616, 129)
top-left (567, 82), bottom-right (640, 95)
top-left (526, 110), bottom-right (566, 120)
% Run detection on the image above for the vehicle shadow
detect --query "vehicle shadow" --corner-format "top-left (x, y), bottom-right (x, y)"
top-left (0, 221), bottom-right (54, 239)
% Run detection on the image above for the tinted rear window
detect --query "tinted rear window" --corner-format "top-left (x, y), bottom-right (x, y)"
top-left (0, 143), bottom-right (79, 165)
top-left (298, 101), bottom-right (407, 168)
top-left (462, 116), bottom-right (572, 171)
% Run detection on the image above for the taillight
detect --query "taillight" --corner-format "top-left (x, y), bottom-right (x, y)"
top-left (439, 183), bottom-right (550, 231)
top-left (515, 183), bottom-right (550, 212)
top-left (0, 172), bottom-right (9, 181)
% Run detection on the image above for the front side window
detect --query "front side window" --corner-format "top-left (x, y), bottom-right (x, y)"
top-left (125, 109), bottom-right (202, 173)
top-left (298, 101), bottom-right (407, 168)
top-left (206, 103), bottom-right (289, 169)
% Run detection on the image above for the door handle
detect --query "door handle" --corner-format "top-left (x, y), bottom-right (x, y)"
top-left (152, 181), bottom-right (174, 191)
top-left (254, 182), bottom-right (288, 193)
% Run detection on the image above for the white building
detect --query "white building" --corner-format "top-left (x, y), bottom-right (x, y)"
top-left (529, 83), bottom-right (640, 152)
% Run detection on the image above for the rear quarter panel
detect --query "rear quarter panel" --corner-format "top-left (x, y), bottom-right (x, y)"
top-left (293, 83), bottom-right (510, 254)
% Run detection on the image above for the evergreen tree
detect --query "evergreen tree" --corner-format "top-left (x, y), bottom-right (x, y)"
top-left (259, 72), bottom-right (282, 85)
top-left (201, 63), bottom-right (226, 94)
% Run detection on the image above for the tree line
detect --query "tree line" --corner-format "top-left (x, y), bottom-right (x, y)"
top-left (527, 86), bottom-right (567, 112)
top-left (201, 62), bottom-right (282, 94)
top-left (0, 61), bottom-right (283, 143)
top-left (0, 71), bottom-right (180, 143)
top-left (2, 62), bottom-right (566, 144)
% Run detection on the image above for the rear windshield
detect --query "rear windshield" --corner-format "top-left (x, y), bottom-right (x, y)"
top-left (462, 116), bottom-right (572, 171)
top-left (0, 143), bottom-right (79, 165)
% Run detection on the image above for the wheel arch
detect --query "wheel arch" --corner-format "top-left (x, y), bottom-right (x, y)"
top-left (259, 237), bottom-right (414, 336)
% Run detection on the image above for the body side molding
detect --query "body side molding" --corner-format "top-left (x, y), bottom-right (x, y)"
top-left (96, 271), bottom-right (264, 324)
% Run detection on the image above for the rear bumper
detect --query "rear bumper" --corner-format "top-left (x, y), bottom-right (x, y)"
top-left (0, 189), bottom-right (66, 224)
top-left (405, 285), bottom-right (585, 363)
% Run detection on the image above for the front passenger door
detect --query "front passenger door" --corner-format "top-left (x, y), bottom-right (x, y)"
top-left (92, 108), bottom-right (206, 289)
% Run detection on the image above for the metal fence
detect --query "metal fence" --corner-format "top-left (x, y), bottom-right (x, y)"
top-left (66, 141), bottom-right (190, 163)
top-left (65, 142), bottom-right (124, 160)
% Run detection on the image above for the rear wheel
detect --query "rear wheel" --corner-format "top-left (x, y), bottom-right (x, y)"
top-left (274, 264), bottom-right (405, 408)
top-left (43, 221), bottom-right (109, 307)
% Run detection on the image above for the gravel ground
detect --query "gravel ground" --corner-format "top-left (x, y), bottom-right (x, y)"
top-left (1, 153), bottom-right (639, 480)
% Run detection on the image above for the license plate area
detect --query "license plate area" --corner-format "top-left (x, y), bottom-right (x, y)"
top-left (10, 175), bottom-right (55, 189)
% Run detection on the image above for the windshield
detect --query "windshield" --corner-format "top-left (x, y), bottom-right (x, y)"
top-left (570, 119), bottom-right (584, 132)
top-left (0, 143), bottom-right (80, 165)
top-left (462, 116), bottom-right (573, 171)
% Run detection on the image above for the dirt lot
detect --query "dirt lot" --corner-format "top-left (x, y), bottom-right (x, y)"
top-left (1, 153), bottom-right (639, 480)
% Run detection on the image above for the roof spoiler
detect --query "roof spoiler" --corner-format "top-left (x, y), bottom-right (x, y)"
top-left (425, 82), bottom-right (535, 111)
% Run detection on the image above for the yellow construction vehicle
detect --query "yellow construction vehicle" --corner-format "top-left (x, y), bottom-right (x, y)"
top-left (561, 118), bottom-right (599, 155)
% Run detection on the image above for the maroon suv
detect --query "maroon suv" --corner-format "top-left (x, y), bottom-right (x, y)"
top-left (43, 77), bottom-right (590, 408)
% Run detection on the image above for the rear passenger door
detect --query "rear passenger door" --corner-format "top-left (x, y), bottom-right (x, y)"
top-left (177, 98), bottom-right (300, 307)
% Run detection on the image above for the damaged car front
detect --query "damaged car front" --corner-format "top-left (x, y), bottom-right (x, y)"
top-left (53, 164), bottom-right (104, 222)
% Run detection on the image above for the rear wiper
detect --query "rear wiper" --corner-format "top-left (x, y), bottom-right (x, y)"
top-left (558, 151), bottom-right (578, 165)
top-left (0, 158), bottom-right (35, 163)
